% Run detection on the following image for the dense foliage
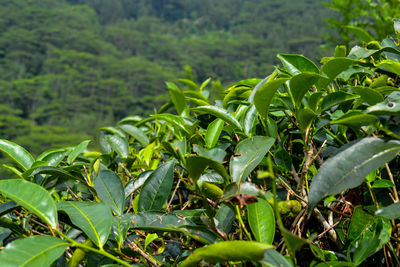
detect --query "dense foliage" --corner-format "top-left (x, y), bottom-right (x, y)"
top-left (0, 0), bottom-right (333, 157)
top-left (1, 17), bottom-right (400, 266)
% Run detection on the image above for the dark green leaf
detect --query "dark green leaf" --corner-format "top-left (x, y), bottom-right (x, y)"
top-left (308, 138), bottom-right (400, 211)
top-left (375, 202), bottom-right (400, 219)
top-left (330, 111), bottom-right (378, 127)
top-left (57, 201), bottom-right (112, 248)
top-left (106, 135), bottom-right (129, 159)
top-left (94, 170), bottom-right (125, 215)
top-left (138, 161), bottom-right (175, 211)
top-left (351, 86), bottom-right (384, 105)
top-left (186, 155), bottom-right (229, 182)
top-left (131, 211), bottom-right (196, 231)
top-left (262, 249), bottom-right (293, 267)
top-left (321, 58), bottom-right (355, 80)
top-left (124, 170), bottom-right (153, 198)
top-left (118, 124), bottom-right (149, 146)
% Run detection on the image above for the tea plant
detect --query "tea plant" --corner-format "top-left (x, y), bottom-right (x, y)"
top-left (1, 20), bottom-right (400, 266)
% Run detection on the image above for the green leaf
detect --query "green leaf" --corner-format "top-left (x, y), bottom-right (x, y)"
top-left (253, 78), bottom-right (289, 119)
top-left (94, 170), bottom-right (125, 215)
top-left (351, 86), bottom-right (384, 105)
top-left (118, 124), bottom-right (149, 146)
top-left (247, 198), bottom-right (275, 244)
top-left (347, 206), bottom-right (375, 244)
top-left (0, 179), bottom-right (57, 228)
top-left (111, 214), bottom-right (131, 247)
top-left (57, 201), bottom-right (112, 248)
top-left (297, 108), bottom-right (317, 132)
top-left (181, 241), bottom-right (273, 267)
top-left (193, 145), bottom-right (226, 163)
top-left (0, 139), bottom-right (34, 171)
top-left (289, 73), bottom-right (321, 107)
top-left (375, 202), bottom-right (400, 219)
top-left (205, 118), bottom-right (224, 149)
top-left (138, 161), bottom-right (175, 211)
top-left (308, 138), bottom-right (400, 211)
top-left (345, 25), bottom-right (375, 43)
top-left (352, 237), bottom-right (380, 265)
top-left (192, 106), bottom-right (242, 130)
top-left (151, 113), bottom-right (194, 135)
top-left (261, 249), bottom-right (294, 267)
top-left (67, 140), bottom-right (91, 164)
top-left (167, 82), bottom-right (189, 117)
top-left (330, 111), bottom-right (378, 127)
top-left (372, 179), bottom-right (395, 188)
top-left (321, 58), bottom-right (355, 80)
top-left (131, 211), bottom-right (196, 231)
top-left (277, 54), bottom-right (319, 75)
top-left (320, 91), bottom-right (360, 111)
top-left (186, 155), bottom-right (229, 182)
top-left (375, 59), bottom-right (400, 75)
top-left (0, 236), bottom-right (68, 267)
top-left (125, 170), bottom-right (153, 198)
top-left (230, 136), bottom-right (275, 183)
top-left (37, 148), bottom-right (68, 167)
top-left (215, 203), bottom-right (235, 234)
top-left (106, 135), bottom-right (129, 159)
top-left (177, 78), bottom-right (200, 91)
top-left (367, 98), bottom-right (400, 115)
top-left (243, 104), bottom-right (258, 136)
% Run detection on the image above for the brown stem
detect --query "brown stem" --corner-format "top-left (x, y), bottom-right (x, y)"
top-left (127, 239), bottom-right (161, 267)
top-left (386, 163), bottom-right (398, 203)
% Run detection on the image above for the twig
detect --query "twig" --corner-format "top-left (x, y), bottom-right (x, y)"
top-left (167, 179), bottom-right (181, 212)
top-left (313, 208), bottom-right (342, 248)
top-left (126, 239), bottom-right (161, 267)
top-left (317, 216), bottom-right (342, 239)
top-left (386, 163), bottom-right (398, 203)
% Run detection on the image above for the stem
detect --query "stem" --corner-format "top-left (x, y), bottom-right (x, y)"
top-left (54, 230), bottom-right (132, 267)
top-left (235, 205), bottom-right (252, 241)
top-left (385, 163), bottom-right (398, 203)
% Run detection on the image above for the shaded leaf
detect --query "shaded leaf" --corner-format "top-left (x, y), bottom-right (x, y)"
top-left (308, 138), bottom-right (400, 211)
top-left (192, 106), bottom-right (242, 130)
top-left (118, 124), bottom-right (149, 146)
top-left (375, 202), bottom-right (400, 220)
top-left (205, 118), bottom-right (224, 149)
top-left (67, 140), bottom-right (91, 164)
top-left (106, 135), bottom-right (129, 159)
top-left (289, 73), bottom-right (321, 107)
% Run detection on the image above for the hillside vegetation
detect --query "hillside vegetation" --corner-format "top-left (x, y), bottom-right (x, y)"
top-left (0, 0), bottom-right (332, 155)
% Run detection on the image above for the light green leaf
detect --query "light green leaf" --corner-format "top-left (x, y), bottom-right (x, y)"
top-left (230, 136), bottom-right (275, 183)
top-left (67, 140), bottom-right (91, 164)
top-left (247, 198), bottom-right (275, 244)
top-left (138, 161), bottom-right (175, 211)
top-left (0, 179), bottom-right (57, 228)
top-left (277, 54), bottom-right (319, 75)
top-left (205, 118), bottom-right (224, 149)
top-left (320, 91), bottom-right (359, 111)
top-left (131, 211), bottom-right (196, 231)
top-left (167, 81), bottom-right (189, 117)
top-left (321, 58), bottom-right (355, 80)
top-left (253, 78), bottom-right (289, 119)
top-left (0, 139), bottom-right (34, 171)
top-left (262, 249), bottom-right (294, 267)
top-left (181, 241), bottom-right (273, 267)
top-left (0, 236), bottom-right (68, 267)
top-left (351, 86), bottom-right (384, 105)
top-left (177, 78), bottom-right (200, 91)
top-left (243, 104), bottom-right (258, 136)
top-left (57, 201), bottom-right (112, 248)
top-left (192, 106), bottom-right (242, 130)
top-left (330, 111), bottom-right (378, 127)
top-left (375, 59), bottom-right (400, 75)
top-left (289, 73), bottom-right (321, 107)
top-left (308, 138), bottom-right (400, 211)
top-left (94, 170), bottom-right (125, 215)
top-left (297, 108), bottom-right (317, 132)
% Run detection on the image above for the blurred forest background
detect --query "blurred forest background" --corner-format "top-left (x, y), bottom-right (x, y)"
top-left (0, 0), bottom-right (366, 155)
